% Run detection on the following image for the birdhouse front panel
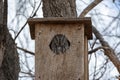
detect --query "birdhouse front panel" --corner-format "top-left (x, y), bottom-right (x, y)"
top-left (35, 23), bottom-right (85, 80)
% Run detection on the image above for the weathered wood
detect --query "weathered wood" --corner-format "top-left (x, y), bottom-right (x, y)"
top-left (28, 17), bottom-right (92, 39)
top-left (84, 36), bottom-right (88, 80)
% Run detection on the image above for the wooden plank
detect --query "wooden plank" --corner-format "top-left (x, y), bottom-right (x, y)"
top-left (28, 17), bottom-right (92, 39)
top-left (84, 36), bottom-right (88, 80)
top-left (28, 17), bottom-right (91, 24)
top-left (35, 23), bottom-right (85, 80)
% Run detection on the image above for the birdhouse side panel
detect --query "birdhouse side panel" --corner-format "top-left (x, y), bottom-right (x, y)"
top-left (84, 36), bottom-right (88, 80)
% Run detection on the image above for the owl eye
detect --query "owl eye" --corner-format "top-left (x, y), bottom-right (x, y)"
top-left (49, 34), bottom-right (70, 54)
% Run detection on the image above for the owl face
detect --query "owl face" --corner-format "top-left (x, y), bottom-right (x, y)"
top-left (49, 34), bottom-right (70, 54)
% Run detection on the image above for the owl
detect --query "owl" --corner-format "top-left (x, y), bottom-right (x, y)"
top-left (49, 34), bottom-right (70, 54)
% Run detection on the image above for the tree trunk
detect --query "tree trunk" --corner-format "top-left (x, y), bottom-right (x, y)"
top-left (42, 0), bottom-right (77, 18)
top-left (0, 0), bottom-right (20, 80)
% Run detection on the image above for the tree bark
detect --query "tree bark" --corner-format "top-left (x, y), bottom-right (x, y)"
top-left (42, 0), bottom-right (77, 17)
top-left (0, 0), bottom-right (20, 80)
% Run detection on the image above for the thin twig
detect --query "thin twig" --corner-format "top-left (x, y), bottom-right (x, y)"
top-left (88, 46), bottom-right (110, 54)
top-left (20, 71), bottom-right (35, 77)
top-left (14, 1), bottom-right (42, 40)
top-left (17, 46), bottom-right (34, 55)
top-left (88, 46), bottom-right (103, 54)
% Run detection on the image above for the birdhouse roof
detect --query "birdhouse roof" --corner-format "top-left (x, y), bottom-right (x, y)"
top-left (28, 17), bottom-right (92, 39)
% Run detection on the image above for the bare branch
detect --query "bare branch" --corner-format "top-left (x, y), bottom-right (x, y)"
top-left (78, 0), bottom-right (120, 74)
top-left (20, 71), bottom-right (35, 77)
top-left (88, 46), bottom-right (109, 54)
top-left (14, 0), bottom-right (42, 40)
top-left (79, 0), bottom-right (103, 18)
top-left (17, 46), bottom-right (34, 55)
top-left (92, 26), bottom-right (120, 73)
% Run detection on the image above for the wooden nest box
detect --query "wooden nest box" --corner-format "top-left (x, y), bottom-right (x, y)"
top-left (28, 17), bottom-right (92, 80)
